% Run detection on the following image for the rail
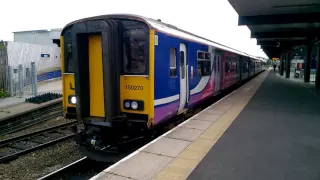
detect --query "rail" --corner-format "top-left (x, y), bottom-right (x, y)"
top-left (0, 120), bottom-right (78, 163)
top-left (0, 100), bottom-right (62, 136)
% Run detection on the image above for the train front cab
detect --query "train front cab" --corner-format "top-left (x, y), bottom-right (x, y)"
top-left (61, 17), bottom-right (155, 149)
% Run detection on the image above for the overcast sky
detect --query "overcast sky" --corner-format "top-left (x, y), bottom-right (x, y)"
top-left (1, 0), bottom-right (267, 58)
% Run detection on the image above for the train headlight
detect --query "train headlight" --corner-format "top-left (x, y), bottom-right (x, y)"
top-left (71, 96), bottom-right (77, 104)
top-left (131, 101), bottom-right (138, 110)
top-left (68, 95), bottom-right (77, 104)
top-left (123, 100), bottom-right (144, 111)
top-left (124, 101), bottom-right (131, 108)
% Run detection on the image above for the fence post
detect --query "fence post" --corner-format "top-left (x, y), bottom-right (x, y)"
top-left (7, 66), bottom-right (13, 96)
top-left (18, 64), bottom-right (23, 97)
top-left (31, 62), bottom-right (38, 96)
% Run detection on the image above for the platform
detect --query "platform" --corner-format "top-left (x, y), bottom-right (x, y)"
top-left (90, 69), bottom-right (320, 180)
top-left (0, 80), bottom-right (62, 121)
top-left (0, 79), bottom-right (62, 109)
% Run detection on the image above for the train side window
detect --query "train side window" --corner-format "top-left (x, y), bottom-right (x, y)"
top-left (202, 61), bottom-right (211, 76)
top-left (197, 61), bottom-right (202, 76)
top-left (205, 52), bottom-right (211, 60)
top-left (232, 61), bottom-right (237, 71)
top-left (180, 51), bottom-right (185, 79)
top-left (197, 51), bottom-right (211, 77)
top-left (197, 52), bottom-right (204, 59)
top-left (217, 55), bottom-right (220, 72)
top-left (170, 48), bottom-right (177, 77)
top-left (231, 57), bottom-right (237, 71)
top-left (225, 61), bottom-right (230, 72)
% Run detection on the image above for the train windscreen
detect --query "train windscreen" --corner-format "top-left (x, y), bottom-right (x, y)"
top-left (122, 20), bottom-right (149, 75)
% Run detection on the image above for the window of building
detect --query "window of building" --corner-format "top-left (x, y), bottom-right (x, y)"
top-left (170, 48), bottom-right (177, 77)
top-left (197, 51), bottom-right (211, 77)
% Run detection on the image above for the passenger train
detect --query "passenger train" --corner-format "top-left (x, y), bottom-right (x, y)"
top-left (60, 14), bottom-right (264, 158)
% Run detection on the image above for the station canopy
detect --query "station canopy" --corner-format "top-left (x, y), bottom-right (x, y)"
top-left (228, 0), bottom-right (320, 59)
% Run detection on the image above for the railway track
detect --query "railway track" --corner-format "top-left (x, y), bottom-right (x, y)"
top-left (0, 120), bottom-right (78, 163)
top-left (0, 100), bottom-right (62, 136)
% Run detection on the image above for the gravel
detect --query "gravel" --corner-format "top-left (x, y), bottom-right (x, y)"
top-left (0, 117), bottom-right (73, 141)
top-left (0, 139), bottom-right (83, 180)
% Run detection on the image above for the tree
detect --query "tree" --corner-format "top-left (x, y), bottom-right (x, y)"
top-left (0, 40), bottom-right (5, 50)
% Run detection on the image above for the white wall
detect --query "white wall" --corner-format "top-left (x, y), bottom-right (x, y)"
top-left (6, 41), bottom-right (60, 73)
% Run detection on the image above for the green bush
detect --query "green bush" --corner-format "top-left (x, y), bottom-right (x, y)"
top-left (0, 40), bottom-right (5, 50)
top-left (0, 89), bottom-right (10, 98)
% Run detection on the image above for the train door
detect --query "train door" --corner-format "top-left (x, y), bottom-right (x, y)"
top-left (88, 35), bottom-right (105, 117)
top-left (215, 54), bottom-right (221, 93)
top-left (178, 43), bottom-right (188, 112)
top-left (71, 19), bottom-right (121, 123)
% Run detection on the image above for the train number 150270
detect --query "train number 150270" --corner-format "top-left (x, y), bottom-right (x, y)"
top-left (125, 85), bottom-right (144, 91)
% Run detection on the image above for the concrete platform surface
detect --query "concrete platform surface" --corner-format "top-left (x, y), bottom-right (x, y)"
top-left (0, 79), bottom-right (62, 109)
top-left (90, 70), bottom-right (269, 180)
top-left (188, 71), bottom-right (320, 180)
top-left (0, 80), bottom-right (62, 120)
top-left (0, 97), bottom-right (62, 121)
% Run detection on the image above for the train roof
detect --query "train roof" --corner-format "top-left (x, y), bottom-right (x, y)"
top-left (62, 14), bottom-right (258, 59)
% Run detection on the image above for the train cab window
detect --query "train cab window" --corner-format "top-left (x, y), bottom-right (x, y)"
top-left (170, 48), bottom-right (177, 77)
top-left (64, 43), bottom-right (74, 73)
top-left (123, 27), bottom-right (148, 75)
top-left (197, 51), bottom-right (211, 77)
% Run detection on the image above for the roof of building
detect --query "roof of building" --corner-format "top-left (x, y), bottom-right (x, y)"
top-left (13, 28), bottom-right (62, 34)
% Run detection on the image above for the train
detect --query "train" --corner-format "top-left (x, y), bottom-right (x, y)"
top-left (60, 14), bottom-right (265, 160)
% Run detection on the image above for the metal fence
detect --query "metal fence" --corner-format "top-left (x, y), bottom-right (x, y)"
top-left (3, 62), bottom-right (38, 97)
top-left (291, 69), bottom-right (316, 82)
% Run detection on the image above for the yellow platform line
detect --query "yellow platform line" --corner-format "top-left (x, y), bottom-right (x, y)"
top-left (152, 70), bottom-right (270, 180)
